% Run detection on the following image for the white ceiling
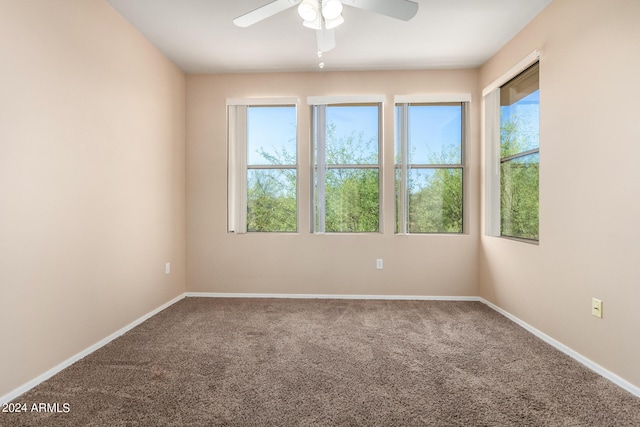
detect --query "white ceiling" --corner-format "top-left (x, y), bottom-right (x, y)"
top-left (106, 0), bottom-right (552, 74)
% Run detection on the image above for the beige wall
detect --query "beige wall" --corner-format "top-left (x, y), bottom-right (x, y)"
top-left (479, 0), bottom-right (640, 388)
top-left (186, 70), bottom-right (480, 296)
top-left (0, 0), bottom-right (186, 397)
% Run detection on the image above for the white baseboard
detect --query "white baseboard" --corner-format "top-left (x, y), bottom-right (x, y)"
top-left (0, 293), bottom-right (186, 405)
top-left (186, 292), bottom-right (480, 301)
top-left (3, 292), bottom-right (637, 405)
top-left (478, 298), bottom-right (640, 398)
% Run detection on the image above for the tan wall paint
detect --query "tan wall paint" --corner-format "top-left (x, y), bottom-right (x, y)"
top-left (186, 70), bottom-right (480, 296)
top-left (479, 0), bottom-right (640, 388)
top-left (0, 0), bottom-right (186, 397)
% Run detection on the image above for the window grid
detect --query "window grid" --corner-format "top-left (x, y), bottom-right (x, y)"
top-left (312, 103), bottom-right (382, 233)
top-left (395, 102), bottom-right (466, 234)
top-left (228, 103), bottom-right (298, 233)
top-left (499, 61), bottom-right (540, 241)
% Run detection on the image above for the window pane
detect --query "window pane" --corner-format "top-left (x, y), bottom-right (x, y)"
top-left (247, 169), bottom-right (297, 232)
top-left (395, 102), bottom-right (465, 234)
top-left (499, 62), bottom-right (539, 241)
top-left (324, 168), bottom-right (379, 232)
top-left (408, 104), bottom-right (462, 164)
top-left (247, 106), bottom-right (297, 166)
top-left (407, 168), bottom-right (462, 233)
top-left (326, 105), bottom-right (379, 165)
top-left (500, 63), bottom-right (539, 158)
top-left (501, 153), bottom-right (539, 240)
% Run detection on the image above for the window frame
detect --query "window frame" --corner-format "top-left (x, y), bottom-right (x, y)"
top-left (308, 96), bottom-right (384, 234)
top-left (227, 98), bottom-right (299, 234)
top-left (394, 99), bottom-right (469, 235)
top-left (499, 62), bottom-right (540, 241)
top-left (483, 50), bottom-right (540, 243)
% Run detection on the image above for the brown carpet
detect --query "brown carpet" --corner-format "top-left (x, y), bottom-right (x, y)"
top-left (2, 298), bottom-right (639, 426)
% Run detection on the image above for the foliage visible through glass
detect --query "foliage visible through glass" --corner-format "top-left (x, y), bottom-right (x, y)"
top-left (405, 169), bottom-right (462, 233)
top-left (500, 153), bottom-right (539, 240)
top-left (395, 103), bottom-right (464, 233)
top-left (500, 62), bottom-right (539, 240)
top-left (315, 104), bottom-right (381, 233)
top-left (325, 169), bottom-right (379, 232)
top-left (246, 106), bottom-right (297, 232)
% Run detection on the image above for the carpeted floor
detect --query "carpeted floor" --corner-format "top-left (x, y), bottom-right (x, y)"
top-left (2, 298), bottom-right (639, 426)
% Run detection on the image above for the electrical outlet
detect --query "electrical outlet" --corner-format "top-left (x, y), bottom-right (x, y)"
top-left (376, 259), bottom-right (383, 270)
top-left (165, 262), bottom-right (171, 275)
top-left (592, 298), bottom-right (603, 318)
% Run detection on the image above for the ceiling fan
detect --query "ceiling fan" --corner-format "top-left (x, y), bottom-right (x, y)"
top-left (233, 0), bottom-right (419, 56)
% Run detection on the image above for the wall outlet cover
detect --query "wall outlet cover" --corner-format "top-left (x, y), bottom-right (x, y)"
top-left (592, 298), bottom-right (603, 318)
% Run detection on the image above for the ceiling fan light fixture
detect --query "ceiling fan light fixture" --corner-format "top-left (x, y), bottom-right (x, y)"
top-left (298, 0), bottom-right (319, 22)
top-left (302, 17), bottom-right (322, 30)
top-left (321, 0), bottom-right (343, 21)
top-left (324, 14), bottom-right (344, 29)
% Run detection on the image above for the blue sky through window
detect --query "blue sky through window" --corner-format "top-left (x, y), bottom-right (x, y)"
top-left (408, 105), bottom-right (461, 164)
top-left (326, 105), bottom-right (379, 164)
top-left (247, 106), bottom-right (297, 165)
top-left (500, 90), bottom-right (540, 153)
top-left (246, 104), bottom-right (465, 166)
top-left (396, 104), bottom-right (463, 165)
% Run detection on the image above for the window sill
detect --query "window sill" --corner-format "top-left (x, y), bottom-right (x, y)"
top-left (498, 235), bottom-right (539, 245)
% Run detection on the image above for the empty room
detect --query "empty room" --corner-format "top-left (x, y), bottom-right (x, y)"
top-left (1, 0), bottom-right (639, 425)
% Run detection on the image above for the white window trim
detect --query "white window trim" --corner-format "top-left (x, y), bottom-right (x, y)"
top-left (228, 105), bottom-right (247, 233)
top-left (394, 93), bottom-right (472, 104)
top-left (482, 50), bottom-right (540, 238)
top-left (483, 90), bottom-right (501, 237)
top-left (482, 50), bottom-right (540, 97)
top-left (307, 95), bottom-right (385, 105)
top-left (227, 98), bottom-right (299, 234)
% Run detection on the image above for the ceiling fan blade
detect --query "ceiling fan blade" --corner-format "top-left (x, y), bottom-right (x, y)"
top-left (233, 0), bottom-right (300, 28)
top-left (347, 0), bottom-right (419, 21)
top-left (317, 27), bottom-right (336, 52)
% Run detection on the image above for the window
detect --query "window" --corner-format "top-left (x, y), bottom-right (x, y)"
top-left (311, 100), bottom-right (381, 233)
top-left (499, 63), bottom-right (539, 240)
top-left (483, 52), bottom-right (539, 242)
top-left (395, 101), bottom-right (466, 234)
top-left (228, 100), bottom-right (298, 233)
